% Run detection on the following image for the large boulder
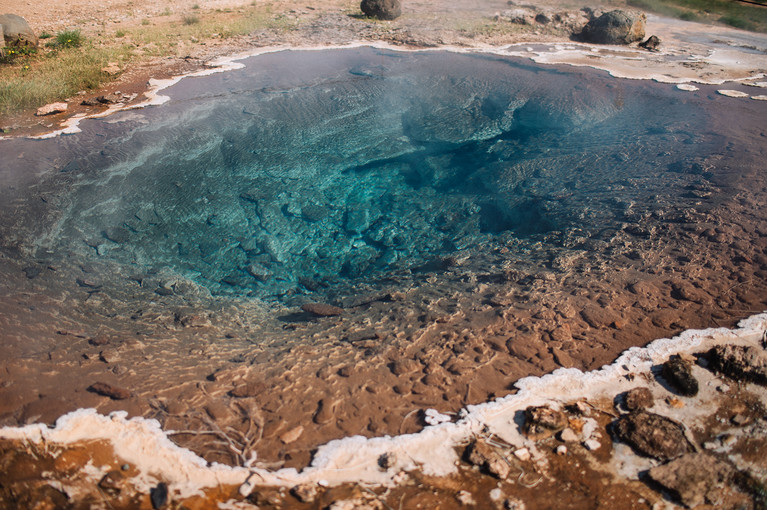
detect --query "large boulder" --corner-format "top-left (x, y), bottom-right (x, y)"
top-left (581, 10), bottom-right (645, 45)
top-left (360, 0), bottom-right (402, 20)
top-left (0, 13), bottom-right (38, 47)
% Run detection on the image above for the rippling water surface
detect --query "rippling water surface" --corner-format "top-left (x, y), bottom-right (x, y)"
top-left (1, 48), bottom-right (726, 301)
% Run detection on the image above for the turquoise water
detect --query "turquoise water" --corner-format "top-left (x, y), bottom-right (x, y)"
top-left (0, 48), bottom-right (728, 301)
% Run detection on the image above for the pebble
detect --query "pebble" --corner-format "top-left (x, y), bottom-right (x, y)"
top-left (489, 488), bottom-right (503, 501)
top-left (583, 439), bottom-right (601, 451)
top-left (558, 428), bottom-right (579, 442)
top-left (624, 387), bottom-right (654, 411)
top-left (556, 445), bottom-right (568, 456)
top-left (513, 447), bottom-right (531, 462)
top-left (456, 490), bottom-right (476, 506)
top-left (279, 425), bottom-right (304, 444)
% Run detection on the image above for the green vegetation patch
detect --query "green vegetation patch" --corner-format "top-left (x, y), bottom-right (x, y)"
top-left (627, 0), bottom-right (767, 32)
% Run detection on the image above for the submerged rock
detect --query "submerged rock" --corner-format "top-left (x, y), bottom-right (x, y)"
top-left (0, 14), bottom-right (37, 47)
top-left (613, 410), bottom-right (693, 460)
top-left (301, 302), bottom-right (344, 317)
top-left (661, 357), bottom-right (699, 397)
top-left (647, 453), bottom-right (735, 507)
top-left (706, 344), bottom-right (767, 385)
top-left (581, 10), bottom-right (645, 45)
top-left (360, 0), bottom-right (402, 20)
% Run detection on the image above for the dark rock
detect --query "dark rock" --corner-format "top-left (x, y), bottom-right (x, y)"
top-left (706, 344), bottom-right (767, 386)
top-left (524, 405), bottom-right (568, 440)
top-left (661, 358), bottom-right (698, 397)
top-left (88, 381), bottom-right (131, 400)
top-left (661, 357), bottom-right (699, 397)
top-left (301, 204), bottom-right (330, 222)
top-left (613, 410), bottom-right (693, 460)
top-left (150, 482), bottom-right (168, 509)
top-left (623, 387), bottom-right (654, 410)
top-left (464, 439), bottom-right (511, 479)
top-left (640, 35), bottom-right (661, 50)
top-left (581, 10), bottom-right (646, 45)
top-left (360, 0), bottom-right (402, 20)
top-left (301, 302), bottom-right (344, 317)
top-left (22, 266), bottom-right (42, 279)
top-left (246, 263), bottom-right (272, 282)
top-left (0, 14), bottom-right (38, 47)
top-left (647, 453), bottom-right (735, 507)
top-left (155, 287), bottom-right (174, 296)
top-left (535, 13), bottom-right (551, 24)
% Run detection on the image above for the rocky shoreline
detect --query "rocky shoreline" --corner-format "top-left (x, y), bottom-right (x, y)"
top-left (1, 313), bottom-right (765, 508)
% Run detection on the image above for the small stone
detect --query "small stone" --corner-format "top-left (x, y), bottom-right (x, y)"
top-left (464, 439), bottom-right (510, 479)
top-left (150, 482), bottom-right (168, 509)
top-left (99, 348), bottom-right (120, 364)
top-left (88, 335), bottom-right (110, 346)
top-left (489, 488), bottom-right (503, 501)
top-left (624, 387), bottom-right (654, 410)
top-left (524, 405), bottom-right (567, 440)
top-left (583, 439), bottom-right (601, 451)
top-left (301, 302), bottom-right (344, 317)
top-left (22, 266), bottom-right (42, 279)
top-left (556, 445), bottom-right (568, 456)
top-left (456, 490), bottom-right (476, 506)
top-left (279, 425), bottom-right (304, 444)
top-left (639, 35), bottom-right (660, 50)
top-left (666, 397), bottom-right (685, 409)
top-left (731, 414), bottom-right (749, 426)
top-left (36, 102), bottom-right (68, 116)
top-left (558, 428), bottom-right (579, 442)
top-left (291, 483), bottom-right (318, 503)
top-left (661, 357), bottom-right (699, 397)
top-left (88, 382), bottom-right (131, 400)
top-left (513, 447), bottom-right (531, 462)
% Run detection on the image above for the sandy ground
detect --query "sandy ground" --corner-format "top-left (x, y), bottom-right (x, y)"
top-left (1, 0), bottom-right (767, 508)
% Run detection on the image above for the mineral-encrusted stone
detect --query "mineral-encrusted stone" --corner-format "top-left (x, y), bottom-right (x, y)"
top-left (623, 387), bottom-right (654, 410)
top-left (464, 439), bottom-right (511, 479)
top-left (706, 344), bottom-right (767, 385)
top-left (661, 357), bottom-right (699, 397)
top-left (524, 405), bottom-right (568, 440)
top-left (360, 0), bottom-right (402, 20)
top-left (581, 10), bottom-right (646, 45)
top-left (647, 453), bottom-right (735, 507)
top-left (613, 410), bottom-right (693, 460)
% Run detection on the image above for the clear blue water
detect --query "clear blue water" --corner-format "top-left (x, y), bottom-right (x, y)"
top-left (0, 48), bottom-right (727, 301)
